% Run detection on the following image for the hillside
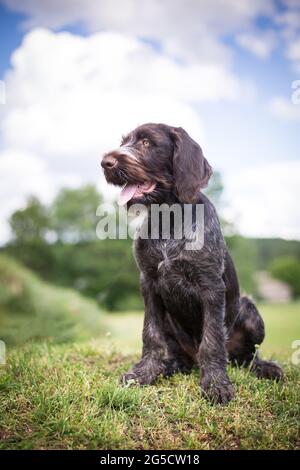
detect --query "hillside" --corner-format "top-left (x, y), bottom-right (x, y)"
top-left (0, 255), bottom-right (104, 345)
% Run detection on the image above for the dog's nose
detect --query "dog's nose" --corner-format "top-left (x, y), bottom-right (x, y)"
top-left (101, 154), bottom-right (117, 169)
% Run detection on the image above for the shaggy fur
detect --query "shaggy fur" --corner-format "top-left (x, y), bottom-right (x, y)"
top-left (102, 123), bottom-right (283, 404)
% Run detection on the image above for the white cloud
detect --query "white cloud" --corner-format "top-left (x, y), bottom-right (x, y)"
top-left (275, 1), bottom-right (300, 38)
top-left (0, 5), bottom-right (298, 241)
top-left (224, 161), bottom-right (300, 239)
top-left (0, 149), bottom-right (51, 241)
top-left (2, 27), bottom-right (244, 160)
top-left (2, 0), bottom-right (274, 64)
top-left (0, 147), bottom-right (84, 242)
top-left (275, 1), bottom-right (300, 71)
top-left (283, 0), bottom-right (300, 7)
top-left (269, 96), bottom-right (300, 120)
top-left (287, 38), bottom-right (300, 61)
top-left (236, 30), bottom-right (277, 59)
top-left (0, 27), bottom-right (247, 241)
top-left (286, 37), bottom-right (300, 72)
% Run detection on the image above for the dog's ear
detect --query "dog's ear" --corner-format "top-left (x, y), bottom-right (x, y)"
top-left (171, 127), bottom-right (212, 203)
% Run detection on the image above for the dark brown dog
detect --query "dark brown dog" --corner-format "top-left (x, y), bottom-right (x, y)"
top-left (102, 123), bottom-right (283, 404)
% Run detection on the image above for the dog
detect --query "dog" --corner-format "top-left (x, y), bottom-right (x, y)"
top-left (101, 123), bottom-right (283, 404)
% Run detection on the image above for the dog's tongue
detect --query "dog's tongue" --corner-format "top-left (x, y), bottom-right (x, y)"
top-left (118, 184), bottom-right (139, 206)
top-left (118, 182), bottom-right (157, 206)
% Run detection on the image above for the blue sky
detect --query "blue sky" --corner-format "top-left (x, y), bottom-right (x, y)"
top-left (0, 0), bottom-right (299, 241)
top-left (0, 4), bottom-right (26, 78)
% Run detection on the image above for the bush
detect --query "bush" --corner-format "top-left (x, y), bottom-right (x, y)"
top-left (226, 235), bottom-right (257, 295)
top-left (269, 256), bottom-right (300, 298)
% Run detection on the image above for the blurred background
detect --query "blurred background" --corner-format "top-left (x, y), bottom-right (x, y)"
top-left (0, 0), bottom-right (299, 356)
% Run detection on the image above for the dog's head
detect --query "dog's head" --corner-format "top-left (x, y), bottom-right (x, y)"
top-left (101, 123), bottom-right (212, 206)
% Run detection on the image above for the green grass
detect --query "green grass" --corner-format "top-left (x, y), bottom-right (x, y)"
top-left (0, 255), bottom-right (299, 449)
top-left (1, 304), bottom-right (300, 450)
top-left (0, 341), bottom-right (299, 450)
top-left (259, 302), bottom-right (300, 358)
top-left (100, 302), bottom-right (300, 358)
top-left (0, 254), bottom-right (104, 345)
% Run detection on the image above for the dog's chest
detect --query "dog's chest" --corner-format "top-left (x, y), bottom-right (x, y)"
top-left (135, 238), bottom-right (203, 336)
top-left (135, 238), bottom-right (176, 266)
top-left (134, 238), bottom-right (194, 283)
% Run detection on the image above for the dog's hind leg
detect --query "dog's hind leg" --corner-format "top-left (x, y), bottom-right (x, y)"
top-left (227, 296), bottom-right (283, 380)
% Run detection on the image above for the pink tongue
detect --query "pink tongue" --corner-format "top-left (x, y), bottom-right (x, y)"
top-left (118, 184), bottom-right (138, 206)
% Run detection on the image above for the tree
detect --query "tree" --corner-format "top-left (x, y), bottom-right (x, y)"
top-left (204, 171), bottom-right (237, 236)
top-left (7, 196), bottom-right (54, 274)
top-left (51, 185), bottom-right (102, 242)
top-left (9, 196), bottom-right (50, 243)
top-left (226, 235), bottom-right (257, 295)
top-left (204, 170), bottom-right (224, 209)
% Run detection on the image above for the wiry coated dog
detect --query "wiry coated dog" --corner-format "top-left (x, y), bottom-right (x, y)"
top-left (102, 123), bottom-right (283, 404)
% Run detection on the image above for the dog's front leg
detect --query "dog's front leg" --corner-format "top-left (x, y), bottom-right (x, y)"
top-left (197, 282), bottom-right (235, 404)
top-left (121, 276), bottom-right (168, 386)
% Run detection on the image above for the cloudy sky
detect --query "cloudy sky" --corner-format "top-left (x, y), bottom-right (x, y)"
top-left (0, 0), bottom-right (299, 242)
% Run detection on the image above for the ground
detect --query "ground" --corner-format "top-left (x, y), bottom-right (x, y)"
top-left (0, 303), bottom-right (299, 450)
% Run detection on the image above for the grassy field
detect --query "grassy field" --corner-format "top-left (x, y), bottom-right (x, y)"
top-left (1, 305), bottom-right (299, 450)
top-left (100, 302), bottom-right (300, 358)
top-left (259, 302), bottom-right (300, 357)
top-left (0, 255), bottom-right (299, 449)
top-left (0, 341), bottom-right (299, 450)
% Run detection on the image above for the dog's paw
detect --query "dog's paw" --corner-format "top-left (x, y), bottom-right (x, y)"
top-left (120, 371), bottom-right (139, 386)
top-left (201, 374), bottom-right (235, 405)
top-left (120, 369), bottom-right (155, 386)
top-left (252, 359), bottom-right (284, 381)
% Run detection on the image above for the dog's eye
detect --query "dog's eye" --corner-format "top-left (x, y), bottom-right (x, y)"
top-left (142, 139), bottom-right (150, 147)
